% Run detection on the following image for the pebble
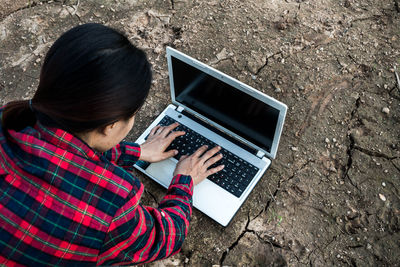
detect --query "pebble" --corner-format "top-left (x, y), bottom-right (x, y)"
top-left (291, 146), bottom-right (299, 151)
top-left (379, 193), bottom-right (386, 202)
top-left (382, 182), bottom-right (386, 187)
top-left (382, 107), bottom-right (390, 114)
top-left (329, 166), bottom-right (337, 172)
top-left (325, 138), bottom-right (330, 143)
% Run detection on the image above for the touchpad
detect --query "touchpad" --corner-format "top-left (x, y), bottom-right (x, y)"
top-left (146, 158), bottom-right (176, 188)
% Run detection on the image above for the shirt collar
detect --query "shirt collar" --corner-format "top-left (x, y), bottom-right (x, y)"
top-left (34, 122), bottom-right (101, 161)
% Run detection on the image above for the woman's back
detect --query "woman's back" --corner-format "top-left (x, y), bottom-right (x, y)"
top-left (0, 24), bottom-right (194, 266)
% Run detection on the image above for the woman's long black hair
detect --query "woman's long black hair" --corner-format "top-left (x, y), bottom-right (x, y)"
top-left (2, 23), bottom-right (152, 133)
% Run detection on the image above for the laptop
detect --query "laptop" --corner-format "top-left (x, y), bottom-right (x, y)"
top-left (134, 47), bottom-right (287, 226)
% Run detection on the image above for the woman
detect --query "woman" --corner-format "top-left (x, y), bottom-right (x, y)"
top-left (0, 23), bottom-right (223, 266)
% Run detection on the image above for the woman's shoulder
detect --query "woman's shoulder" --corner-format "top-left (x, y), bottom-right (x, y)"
top-left (0, 119), bottom-right (143, 205)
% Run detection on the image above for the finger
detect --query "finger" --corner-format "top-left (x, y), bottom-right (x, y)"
top-left (162, 149), bottom-right (179, 159)
top-left (201, 146), bottom-right (221, 162)
top-left (150, 125), bottom-right (161, 135)
top-left (161, 122), bottom-right (180, 137)
top-left (205, 164), bottom-right (225, 177)
top-left (204, 153), bottom-right (223, 168)
top-left (179, 154), bottom-right (189, 161)
top-left (167, 130), bottom-right (185, 141)
top-left (192, 145), bottom-right (209, 158)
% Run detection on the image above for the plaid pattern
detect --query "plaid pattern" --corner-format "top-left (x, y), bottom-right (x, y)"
top-left (0, 107), bottom-right (193, 266)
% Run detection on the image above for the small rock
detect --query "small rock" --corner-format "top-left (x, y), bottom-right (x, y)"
top-left (329, 166), bottom-right (337, 172)
top-left (379, 193), bottom-right (386, 202)
top-left (382, 182), bottom-right (386, 187)
top-left (367, 243), bottom-right (372, 250)
top-left (382, 107), bottom-right (390, 114)
top-left (216, 48), bottom-right (228, 61)
top-left (332, 138), bottom-right (337, 143)
top-left (291, 146), bottom-right (299, 151)
top-left (274, 87), bottom-right (282, 93)
top-left (154, 46), bottom-right (162, 54)
top-left (325, 138), bottom-right (330, 143)
top-left (185, 258), bottom-right (189, 264)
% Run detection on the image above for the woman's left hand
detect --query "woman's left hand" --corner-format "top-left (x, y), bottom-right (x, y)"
top-left (139, 122), bottom-right (185, 163)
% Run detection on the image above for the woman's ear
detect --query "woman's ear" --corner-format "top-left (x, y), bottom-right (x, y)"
top-left (100, 121), bottom-right (117, 136)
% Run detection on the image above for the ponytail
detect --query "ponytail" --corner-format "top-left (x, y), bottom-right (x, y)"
top-left (2, 100), bottom-right (36, 131)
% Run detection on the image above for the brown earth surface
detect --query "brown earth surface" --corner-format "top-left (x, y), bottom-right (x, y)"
top-left (0, 0), bottom-right (399, 266)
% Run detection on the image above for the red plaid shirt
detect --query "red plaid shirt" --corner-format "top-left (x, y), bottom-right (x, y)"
top-left (0, 107), bottom-right (193, 266)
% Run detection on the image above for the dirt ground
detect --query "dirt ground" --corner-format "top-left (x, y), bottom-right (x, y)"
top-left (0, 0), bottom-right (399, 266)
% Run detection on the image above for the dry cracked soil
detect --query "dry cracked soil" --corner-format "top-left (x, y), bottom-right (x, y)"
top-left (0, 0), bottom-right (399, 266)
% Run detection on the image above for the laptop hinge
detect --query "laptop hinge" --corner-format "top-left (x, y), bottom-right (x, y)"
top-left (176, 106), bottom-right (184, 112)
top-left (256, 151), bottom-right (265, 159)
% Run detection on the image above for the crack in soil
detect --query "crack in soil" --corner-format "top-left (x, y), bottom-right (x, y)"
top-left (389, 85), bottom-right (400, 101)
top-left (343, 134), bottom-right (359, 190)
top-left (342, 97), bottom-right (361, 190)
top-left (392, 161), bottom-right (400, 173)
top-left (0, 1), bottom-right (39, 21)
top-left (252, 230), bottom-right (283, 249)
top-left (395, 0), bottom-right (400, 13)
top-left (354, 145), bottom-right (399, 160)
top-left (255, 51), bottom-right (282, 75)
top-left (349, 14), bottom-right (387, 27)
top-left (223, 160), bottom-right (313, 264)
top-left (219, 213), bottom-right (251, 265)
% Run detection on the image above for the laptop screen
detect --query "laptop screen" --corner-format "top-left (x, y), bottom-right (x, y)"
top-left (171, 56), bottom-right (280, 153)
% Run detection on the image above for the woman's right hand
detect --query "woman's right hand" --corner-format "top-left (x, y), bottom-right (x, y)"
top-left (173, 145), bottom-right (224, 185)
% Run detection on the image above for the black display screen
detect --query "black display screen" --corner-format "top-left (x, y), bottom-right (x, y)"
top-left (171, 56), bottom-right (280, 153)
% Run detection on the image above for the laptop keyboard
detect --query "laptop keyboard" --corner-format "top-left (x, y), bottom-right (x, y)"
top-left (150, 115), bottom-right (259, 198)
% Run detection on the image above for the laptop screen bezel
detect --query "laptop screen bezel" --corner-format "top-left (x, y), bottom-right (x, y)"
top-left (166, 46), bottom-right (287, 159)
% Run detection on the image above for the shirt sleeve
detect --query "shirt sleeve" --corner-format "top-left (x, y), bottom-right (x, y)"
top-left (102, 142), bottom-right (141, 169)
top-left (97, 174), bottom-right (193, 265)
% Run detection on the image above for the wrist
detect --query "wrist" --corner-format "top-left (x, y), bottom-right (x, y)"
top-left (138, 143), bottom-right (148, 161)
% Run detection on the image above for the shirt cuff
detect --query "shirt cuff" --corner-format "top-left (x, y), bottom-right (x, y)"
top-left (169, 174), bottom-right (194, 196)
top-left (129, 143), bottom-right (141, 160)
